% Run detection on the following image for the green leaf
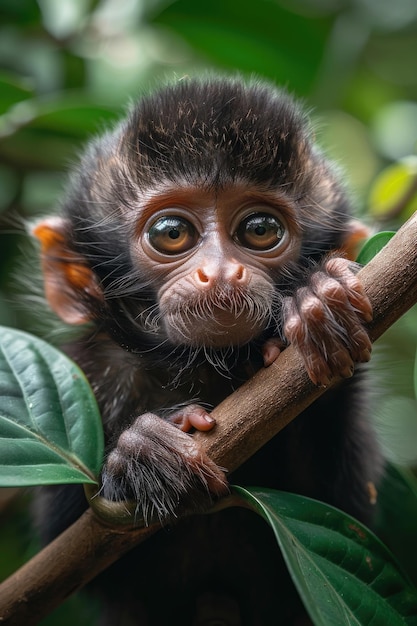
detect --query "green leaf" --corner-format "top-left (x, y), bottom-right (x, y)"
top-left (24, 98), bottom-right (120, 137)
top-left (233, 487), bottom-right (417, 625)
top-left (414, 347), bottom-right (417, 401)
top-left (152, 0), bottom-right (328, 94)
top-left (0, 73), bottom-right (33, 116)
top-left (376, 464), bottom-right (417, 587)
top-left (356, 231), bottom-right (395, 265)
top-left (0, 97), bottom-right (120, 170)
top-left (0, 0), bottom-right (41, 25)
top-left (0, 327), bottom-right (104, 486)
top-left (368, 157), bottom-right (417, 221)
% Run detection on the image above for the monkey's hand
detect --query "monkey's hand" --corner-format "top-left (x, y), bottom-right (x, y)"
top-left (101, 411), bottom-right (228, 525)
top-left (283, 257), bottom-right (372, 387)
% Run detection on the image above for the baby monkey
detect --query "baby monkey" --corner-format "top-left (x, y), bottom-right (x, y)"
top-left (34, 77), bottom-right (381, 625)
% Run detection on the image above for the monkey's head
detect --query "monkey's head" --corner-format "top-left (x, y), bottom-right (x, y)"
top-left (33, 78), bottom-right (365, 357)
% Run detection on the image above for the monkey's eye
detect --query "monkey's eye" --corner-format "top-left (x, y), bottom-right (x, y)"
top-left (147, 216), bottom-right (198, 254)
top-left (234, 213), bottom-right (285, 251)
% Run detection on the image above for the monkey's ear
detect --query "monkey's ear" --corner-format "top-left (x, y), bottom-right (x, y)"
top-left (339, 219), bottom-right (371, 261)
top-left (32, 217), bottom-right (104, 325)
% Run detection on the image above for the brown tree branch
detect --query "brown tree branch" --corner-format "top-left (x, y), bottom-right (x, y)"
top-left (1, 212), bottom-right (417, 625)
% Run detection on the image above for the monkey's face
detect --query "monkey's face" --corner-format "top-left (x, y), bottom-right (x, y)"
top-left (132, 184), bottom-right (302, 348)
top-left (33, 182), bottom-right (301, 350)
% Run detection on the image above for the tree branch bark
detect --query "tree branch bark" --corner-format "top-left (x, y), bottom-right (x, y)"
top-left (1, 212), bottom-right (417, 625)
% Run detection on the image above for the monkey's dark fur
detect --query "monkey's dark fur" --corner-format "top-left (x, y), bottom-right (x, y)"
top-left (35, 78), bottom-right (382, 625)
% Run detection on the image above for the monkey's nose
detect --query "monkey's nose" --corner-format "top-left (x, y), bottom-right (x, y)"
top-left (195, 263), bottom-right (247, 287)
top-left (227, 264), bottom-right (245, 283)
top-left (196, 268), bottom-right (211, 284)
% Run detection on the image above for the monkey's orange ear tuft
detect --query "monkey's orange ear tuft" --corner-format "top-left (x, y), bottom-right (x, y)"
top-left (339, 219), bottom-right (371, 261)
top-left (33, 217), bottom-right (104, 325)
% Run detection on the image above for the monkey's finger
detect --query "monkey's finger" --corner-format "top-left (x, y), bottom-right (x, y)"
top-left (169, 404), bottom-right (216, 433)
top-left (183, 411), bottom-right (216, 432)
top-left (262, 337), bottom-right (286, 367)
top-left (284, 292), bottom-right (336, 385)
top-left (283, 289), bottom-right (325, 341)
top-left (310, 268), bottom-right (369, 332)
top-left (307, 328), bottom-right (356, 386)
top-left (310, 271), bottom-right (351, 310)
top-left (309, 268), bottom-right (372, 365)
top-left (325, 299), bottom-right (372, 362)
top-left (346, 323), bottom-right (372, 363)
top-left (314, 316), bottom-right (368, 379)
top-left (284, 285), bottom-right (368, 385)
top-left (325, 257), bottom-right (373, 322)
top-left (303, 350), bottom-right (333, 387)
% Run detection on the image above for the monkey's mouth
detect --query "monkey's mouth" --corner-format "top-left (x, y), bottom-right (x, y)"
top-left (161, 296), bottom-right (272, 348)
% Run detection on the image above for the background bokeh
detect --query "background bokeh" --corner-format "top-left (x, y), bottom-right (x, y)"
top-left (1, 1), bottom-right (417, 623)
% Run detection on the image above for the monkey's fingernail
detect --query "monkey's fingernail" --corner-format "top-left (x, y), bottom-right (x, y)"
top-left (358, 301), bottom-right (373, 322)
top-left (204, 415), bottom-right (215, 423)
top-left (311, 377), bottom-right (326, 388)
top-left (360, 349), bottom-right (372, 362)
top-left (341, 366), bottom-right (354, 379)
top-left (318, 374), bottom-right (331, 388)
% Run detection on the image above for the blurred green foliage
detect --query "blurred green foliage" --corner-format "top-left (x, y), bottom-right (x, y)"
top-left (1, 0), bottom-right (417, 624)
